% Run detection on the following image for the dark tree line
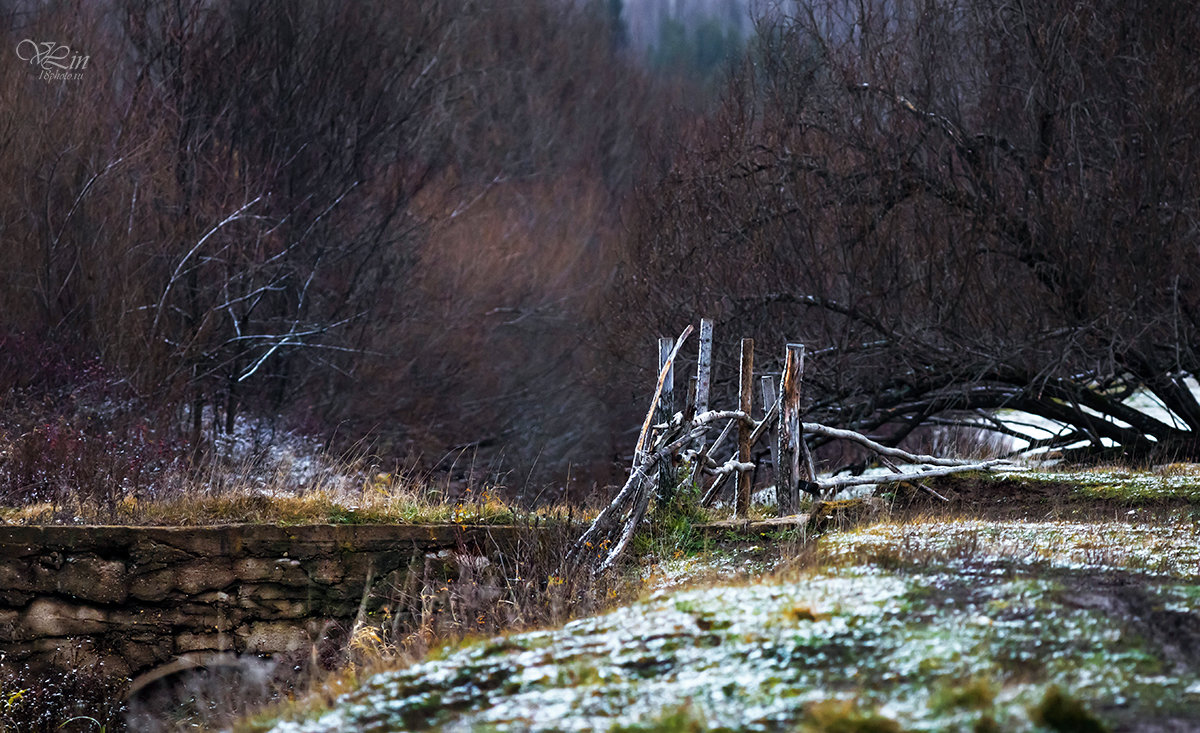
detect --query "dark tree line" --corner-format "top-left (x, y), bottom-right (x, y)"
top-left (3, 0), bottom-right (1199, 501)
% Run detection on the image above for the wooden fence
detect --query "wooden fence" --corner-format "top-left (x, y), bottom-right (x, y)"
top-left (568, 319), bottom-right (1008, 574)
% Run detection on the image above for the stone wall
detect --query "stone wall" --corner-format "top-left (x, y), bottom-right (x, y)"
top-left (0, 523), bottom-right (528, 693)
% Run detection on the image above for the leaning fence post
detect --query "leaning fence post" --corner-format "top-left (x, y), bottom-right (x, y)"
top-left (777, 343), bottom-right (804, 515)
top-left (736, 337), bottom-right (755, 518)
top-left (657, 336), bottom-right (677, 499)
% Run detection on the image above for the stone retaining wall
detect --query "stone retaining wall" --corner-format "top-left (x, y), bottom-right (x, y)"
top-left (0, 524), bottom-right (528, 691)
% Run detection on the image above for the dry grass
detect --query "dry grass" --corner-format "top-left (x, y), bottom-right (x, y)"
top-left (0, 490), bottom-right (525, 527)
top-left (0, 438), bottom-right (591, 527)
top-left (230, 522), bottom-right (642, 733)
top-left (0, 487), bottom-right (522, 527)
top-left (2, 501), bottom-right (625, 731)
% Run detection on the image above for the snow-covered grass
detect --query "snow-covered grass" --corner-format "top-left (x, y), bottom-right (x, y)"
top-left (993, 462), bottom-right (1200, 504)
top-left (823, 516), bottom-right (1200, 581)
top-left (249, 475), bottom-right (1200, 732)
top-left (259, 526), bottom-right (1200, 731)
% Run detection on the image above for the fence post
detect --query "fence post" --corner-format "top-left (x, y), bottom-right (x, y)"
top-left (736, 337), bottom-right (754, 518)
top-left (657, 336), bottom-right (677, 500)
top-left (761, 375), bottom-right (779, 496)
top-left (695, 318), bottom-right (713, 416)
top-left (777, 343), bottom-right (804, 515)
top-left (684, 376), bottom-right (698, 424)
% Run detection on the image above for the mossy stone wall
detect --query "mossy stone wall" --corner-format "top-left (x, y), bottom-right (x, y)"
top-left (0, 524), bottom-right (523, 688)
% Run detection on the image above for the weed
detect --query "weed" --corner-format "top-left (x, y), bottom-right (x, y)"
top-left (236, 519), bottom-right (641, 731)
top-left (609, 701), bottom-right (708, 732)
top-left (0, 664), bottom-right (126, 732)
top-left (930, 675), bottom-right (996, 713)
top-left (636, 462), bottom-right (713, 559)
top-left (800, 699), bottom-right (904, 733)
top-left (1154, 463), bottom-right (1200, 478)
top-left (58, 717), bottom-right (106, 732)
top-left (1028, 685), bottom-right (1109, 733)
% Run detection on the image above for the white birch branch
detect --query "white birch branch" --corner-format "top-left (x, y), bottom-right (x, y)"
top-left (151, 196), bottom-right (265, 336)
top-left (817, 459), bottom-right (1007, 491)
top-left (802, 421), bottom-right (991, 467)
top-left (713, 459), bottom-right (756, 476)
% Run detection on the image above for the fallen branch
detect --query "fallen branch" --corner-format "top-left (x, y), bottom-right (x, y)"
top-left (713, 459), bottom-right (756, 476)
top-left (802, 421), bottom-right (986, 468)
top-left (567, 327), bottom-right (697, 574)
top-left (700, 395), bottom-right (781, 507)
top-left (878, 455), bottom-right (949, 502)
top-left (691, 417), bottom-right (735, 497)
top-left (587, 423), bottom-right (713, 574)
top-left (817, 459), bottom-right (1007, 492)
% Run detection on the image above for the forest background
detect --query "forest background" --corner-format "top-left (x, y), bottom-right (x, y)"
top-left (2, 0), bottom-right (1197, 504)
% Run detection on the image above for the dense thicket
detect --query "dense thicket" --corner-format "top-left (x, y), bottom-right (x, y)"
top-left (1, 0), bottom-right (678, 491)
top-left (3, 0), bottom-right (1199, 500)
top-left (627, 0), bottom-right (1200, 462)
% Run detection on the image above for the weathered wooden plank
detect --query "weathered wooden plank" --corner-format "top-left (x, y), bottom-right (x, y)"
top-left (657, 337), bottom-right (675, 420)
top-left (761, 374), bottom-right (779, 496)
top-left (634, 324), bottom-right (694, 457)
top-left (657, 336), bottom-right (677, 496)
top-left (695, 318), bottom-right (713, 415)
top-left (777, 343), bottom-right (805, 514)
top-left (736, 337), bottom-right (754, 517)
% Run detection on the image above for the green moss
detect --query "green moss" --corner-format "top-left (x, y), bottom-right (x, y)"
top-left (692, 612), bottom-right (732, 632)
top-left (554, 660), bottom-right (604, 687)
top-left (476, 639), bottom-right (530, 659)
top-left (1074, 481), bottom-right (1200, 503)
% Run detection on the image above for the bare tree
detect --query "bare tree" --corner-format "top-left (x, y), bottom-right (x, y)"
top-left (0, 0), bottom-right (681, 485)
top-left (622, 0), bottom-right (1200, 463)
